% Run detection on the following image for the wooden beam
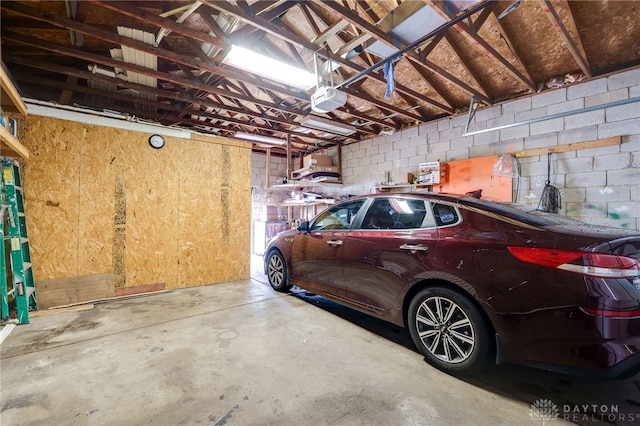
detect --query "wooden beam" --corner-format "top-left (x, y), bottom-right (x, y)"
top-left (449, 21), bottom-right (535, 91)
top-left (311, 20), bottom-right (349, 45)
top-left (2, 31), bottom-right (306, 116)
top-left (355, 0), bottom-right (380, 23)
top-left (298, 2), bottom-right (321, 38)
top-left (425, 0), bottom-right (535, 92)
top-left (515, 136), bottom-right (622, 158)
top-left (226, 0), bottom-right (298, 41)
top-left (443, 32), bottom-right (490, 101)
top-left (197, 7), bottom-right (227, 40)
top-left (538, 0), bottom-right (592, 78)
top-left (184, 37), bottom-right (211, 63)
top-left (334, 32), bottom-right (372, 57)
top-left (266, 148), bottom-right (272, 187)
top-left (203, 0), bottom-right (452, 115)
top-left (489, 8), bottom-right (536, 87)
top-left (90, 0), bottom-right (227, 49)
top-left (57, 75), bottom-right (79, 105)
top-left (7, 55), bottom-right (316, 141)
top-left (342, 86), bottom-right (422, 121)
top-left (317, 0), bottom-right (493, 106)
top-left (2, 2), bottom-right (309, 103)
top-left (405, 61), bottom-right (453, 110)
top-left (19, 74), bottom-right (177, 112)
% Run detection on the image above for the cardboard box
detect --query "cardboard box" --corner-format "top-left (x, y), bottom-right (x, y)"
top-left (261, 205), bottom-right (279, 221)
top-left (419, 162), bottom-right (441, 184)
top-left (303, 154), bottom-right (332, 168)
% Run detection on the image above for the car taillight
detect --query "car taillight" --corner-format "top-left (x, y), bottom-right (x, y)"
top-left (580, 307), bottom-right (640, 318)
top-left (507, 247), bottom-right (640, 278)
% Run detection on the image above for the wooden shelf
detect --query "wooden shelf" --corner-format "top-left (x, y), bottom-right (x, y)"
top-left (268, 179), bottom-right (342, 191)
top-left (282, 199), bottom-right (336, 207)
top-left (282, 199), bottom-right (335, 223)
top-left (1, 62), bottom-right (29, 160)
top-left (514, 136), bottom-right (622, 158)
top-left (375, 184), bottom-right (432, 192)
top-left (1, 63), bottom-right (27, 115)
top-left (0, 126), bottom-right (29, 159)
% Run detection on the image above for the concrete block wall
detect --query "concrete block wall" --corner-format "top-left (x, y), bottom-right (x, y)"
top-left (250, 68), bottom-right (639, 230)
top-left (251, 152), bottom-right (289, 221)
top-left (335, 68), bottom-right (640, 231)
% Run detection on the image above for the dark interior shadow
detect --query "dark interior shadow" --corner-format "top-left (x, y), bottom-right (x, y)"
top-left (289, 288), bottom-right (640, 426)
top-left (290, 288), bottom-right (415, 350)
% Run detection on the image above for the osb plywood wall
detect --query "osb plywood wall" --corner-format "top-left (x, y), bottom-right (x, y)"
top-left (19, 116), bottom-right (251, 307)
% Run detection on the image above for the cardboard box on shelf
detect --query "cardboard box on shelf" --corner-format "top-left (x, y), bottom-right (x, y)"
top-left (419, 162), bottom-right (441, 184)
top-left (303, 154), bottom-right (332, 168)
top-left (260, 205), bottom-right (279, 221)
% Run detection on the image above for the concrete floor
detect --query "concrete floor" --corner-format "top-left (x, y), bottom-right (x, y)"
top-left (1, 257), bottom-right (640, 425)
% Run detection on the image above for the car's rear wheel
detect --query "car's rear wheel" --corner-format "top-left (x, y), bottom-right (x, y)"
top-left (266, 250), bottom-right (292, 292)
top-left (408, 287), bottom-right (490, 376)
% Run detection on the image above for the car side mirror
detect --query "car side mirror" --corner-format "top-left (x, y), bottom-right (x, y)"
top-left (297, 222), bottom-right (310, 233)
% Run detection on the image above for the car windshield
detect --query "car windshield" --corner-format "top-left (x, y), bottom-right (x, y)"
top-left (310, 199), bottom-right (366, 231)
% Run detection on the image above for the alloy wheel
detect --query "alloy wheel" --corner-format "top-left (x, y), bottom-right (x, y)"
top-left (268, 254), bottom-right (284, 287)
top-left (266, 251), bottom-right (291, 292)
top-left (415, 296), bottom-right (475, 364)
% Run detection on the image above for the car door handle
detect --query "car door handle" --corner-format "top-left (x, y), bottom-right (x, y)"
top-left (399, 244), bottom-right (429, 252)
top-left (327, 240), bottom-right (343, 247)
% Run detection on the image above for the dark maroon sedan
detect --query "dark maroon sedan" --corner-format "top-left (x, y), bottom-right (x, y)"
top-left (264, 193), bottom-right (640, 379)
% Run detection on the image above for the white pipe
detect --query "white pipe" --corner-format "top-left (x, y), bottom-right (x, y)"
top-left (464, 96), bottom-right (640, 137)
top-left (24, 99), bottom-right (192, 139)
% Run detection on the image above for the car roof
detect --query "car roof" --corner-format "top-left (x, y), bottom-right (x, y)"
top-left (352, 192), bottom-right (638, 238)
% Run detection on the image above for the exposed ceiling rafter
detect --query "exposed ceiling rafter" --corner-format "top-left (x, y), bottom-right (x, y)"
top-left (1, 0), bottom-right (637, 154)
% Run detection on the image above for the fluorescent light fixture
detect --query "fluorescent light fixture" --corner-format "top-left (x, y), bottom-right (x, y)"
top-left (26, 99), bottom-right (192, 139)
top-left (300, 115), bottom-right (357, 136)
top-left (224, 45), bottom-right (316, 91)
top-left (235, 132), bottom-right (286, 145)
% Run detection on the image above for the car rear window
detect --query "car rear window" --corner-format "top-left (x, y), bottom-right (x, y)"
top-left (432, 203), bottom-right (459, 226)
top-left (361, 197), bottom-right (433, 229)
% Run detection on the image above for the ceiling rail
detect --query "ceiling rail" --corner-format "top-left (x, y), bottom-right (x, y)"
top-left (463, 96), bottom-right (640, 137)
top-left (335, 0), bottom-right (495, 89)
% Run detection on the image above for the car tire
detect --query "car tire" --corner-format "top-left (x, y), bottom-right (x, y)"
top-left (266, 250), bottom-right (292, 293)
top-left (408, 287), bottom-right (490, 376)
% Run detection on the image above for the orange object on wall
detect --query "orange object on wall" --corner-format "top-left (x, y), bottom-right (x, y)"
top-left (439, 162), bottom-right (449, 184)
top-left (434, 155), bottom-right (513, 202)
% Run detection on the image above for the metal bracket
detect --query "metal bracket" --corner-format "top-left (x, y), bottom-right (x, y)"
top-left (464, 96), bottom-right (482, 136)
